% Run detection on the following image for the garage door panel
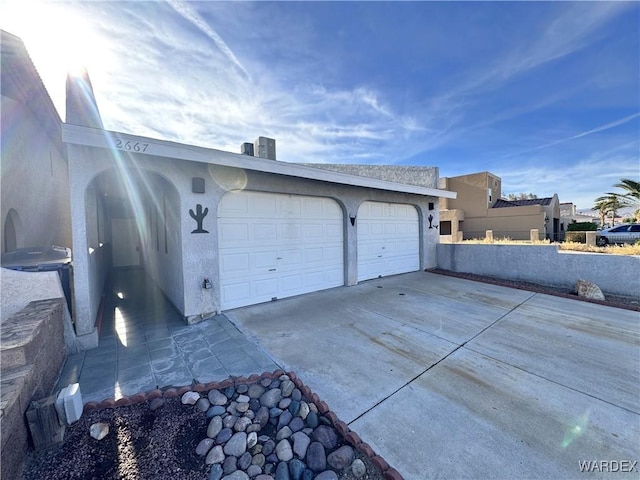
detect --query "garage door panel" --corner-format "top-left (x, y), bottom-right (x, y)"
top-left (254, 277), bottom-right (278, 297)
top-left (302, 197), bottom-right (325, 215)
top-left (281, 224), bottom-right (302, 240)
top-left (252, 223), bottom-right (277, 241)
top-left (220, 224), bottom-right (249, 242)
top-left (303, 271), bottom-right (325, 288)
top-left (278, 249), bottom-right (303, 267)
top-left (325, 224), bottom-right (342, 238)
top-left (222, 281), bottom-right (251, 303)
top-left (305, 247), bottom-right (324, 263)
top-left (220, 253), bottom-right (250, 274)
top-left (280, 273), bottom-right (303, 293)
top-left (219, 191), bottom-right (344, 310)
top-left (325, 245), bottom-right (343, 259)
top-left (304, 224), bottom-right (324, 240)
top-left (220, 193), bottom-right (249, 215)
top-left (249, 194), bottom-right (278, 214)
top-left (358, 201), bottom-right (419, 282)
top-left (253, 251), bottom-right (277, 269)
top-left (326, 268), bottom-right (343, 283)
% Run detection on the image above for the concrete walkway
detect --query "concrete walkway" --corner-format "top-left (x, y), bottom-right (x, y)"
top-left (55, 268), bottom-right (279, 403)
top-left (226, 272), bottom-right (640, 480)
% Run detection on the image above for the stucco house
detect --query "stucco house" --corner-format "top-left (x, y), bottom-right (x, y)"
top-left (1, 30), bottom-right (455, 351)
top-left (439, 171), bottom-right (560, 242)
top-left (560, 202), bottom-right (598, 231)
top-left (1, 31), bottom-right (72, 252)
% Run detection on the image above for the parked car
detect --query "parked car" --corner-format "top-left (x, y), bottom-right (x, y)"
top-left (596, 223), bottom-right (640, 246)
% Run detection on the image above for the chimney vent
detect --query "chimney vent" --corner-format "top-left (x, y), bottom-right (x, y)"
top-left (254, 137), bottom-right (276, 160)
top-left (241, 142), bottom-right (254, 156)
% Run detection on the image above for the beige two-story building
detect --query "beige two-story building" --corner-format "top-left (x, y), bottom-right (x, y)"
top-left (439, 172), bottom-right (560, 241)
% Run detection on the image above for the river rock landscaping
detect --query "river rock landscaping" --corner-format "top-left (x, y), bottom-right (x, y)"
top-left (22, 371), bottom-right (396, 480)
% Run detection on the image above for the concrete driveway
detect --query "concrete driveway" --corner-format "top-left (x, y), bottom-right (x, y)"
top-left (226, 271), bottom-right (640, 480)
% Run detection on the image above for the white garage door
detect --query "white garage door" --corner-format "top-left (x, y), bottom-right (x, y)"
top-left (218, 191), bottom-right (344, 310)
top-left (357, 201), bottom-right (419, 281)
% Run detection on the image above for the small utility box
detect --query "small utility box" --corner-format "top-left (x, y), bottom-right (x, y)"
top-left (55, 383), bottom-right (83, 425)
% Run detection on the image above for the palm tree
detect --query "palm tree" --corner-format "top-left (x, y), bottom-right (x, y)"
top-left (593, 198), bottom-right (611, 226)
top-left (613, 179), bottom-right (640, 221)
top-left (593, 194), bottom-right (624, 227)
top-left (613, 179), bottom-right (640, 205)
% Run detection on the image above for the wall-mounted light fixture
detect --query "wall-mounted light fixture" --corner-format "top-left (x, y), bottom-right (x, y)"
top-left (428, 202), bottom-right (435, 211)
top-left (192, 177), bottom-right (205, 194)
top-left (349, 215), bottom-right (356, 226)
top-left (202, 278), bottom-right (212, 289)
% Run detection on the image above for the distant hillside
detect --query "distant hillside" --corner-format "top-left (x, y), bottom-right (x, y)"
top-left (577, 206), bottom-right (636, 218)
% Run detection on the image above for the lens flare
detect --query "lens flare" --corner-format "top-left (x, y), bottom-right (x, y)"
top-left (561, 410), bottom-right (590, 448)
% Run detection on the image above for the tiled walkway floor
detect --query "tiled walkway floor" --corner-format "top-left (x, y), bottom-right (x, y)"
top-left (55, 268), bottom-right (280, 403)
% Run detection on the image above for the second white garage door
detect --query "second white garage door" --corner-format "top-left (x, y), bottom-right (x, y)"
top-left (357, 201), bottom-right (419, 281)
top-left (218, 191), bottom-right (344, 310)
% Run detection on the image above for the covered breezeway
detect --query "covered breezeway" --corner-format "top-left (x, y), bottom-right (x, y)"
top-left (77, 167), bottom-right (184, 346)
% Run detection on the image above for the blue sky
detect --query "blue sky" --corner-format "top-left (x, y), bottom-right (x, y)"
top-left (2, 1), bottom-right (639, 209)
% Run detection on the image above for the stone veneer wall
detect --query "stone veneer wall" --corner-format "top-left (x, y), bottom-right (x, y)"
top-left (0, 298), bottom-right (66, 479)
top-left (303, 164), bottom-right (439, 189)
top-left (436, 244), bottom-right (640, 299)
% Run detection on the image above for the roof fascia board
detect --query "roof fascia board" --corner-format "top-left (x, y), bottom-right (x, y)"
top-left (63, 124), bottom-right (456, 199)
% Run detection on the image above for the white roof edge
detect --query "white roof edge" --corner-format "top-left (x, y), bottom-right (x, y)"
top-left (62, 124), bottom-right (457, 199)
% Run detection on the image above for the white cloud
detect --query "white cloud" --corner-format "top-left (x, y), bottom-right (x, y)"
top-left (503, 113), bottom-right (640, 158)
top-left (165, 0), bottom-right (250, 80)
top-left (498, 144), bottom-right (639, 209)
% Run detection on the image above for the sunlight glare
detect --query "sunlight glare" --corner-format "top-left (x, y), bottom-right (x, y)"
top-left (114, 307), bottom-right (128, 347)
top-left (1, 0), bottom-right (115, 116)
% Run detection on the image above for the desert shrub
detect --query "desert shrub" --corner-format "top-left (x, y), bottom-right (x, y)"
top-left (565, 231), bottom-right (586, 243)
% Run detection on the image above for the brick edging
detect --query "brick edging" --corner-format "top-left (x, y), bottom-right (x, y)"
top-left (429, 268), bottom-right (640, 312)
top-left (82, 369), bottom-right (404, 480)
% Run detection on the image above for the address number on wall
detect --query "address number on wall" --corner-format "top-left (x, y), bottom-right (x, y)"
top-left (114, 139), bottom-right (149, 152)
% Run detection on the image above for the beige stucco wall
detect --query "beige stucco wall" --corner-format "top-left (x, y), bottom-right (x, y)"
top-left (440, 172), bottom-right (560, 241)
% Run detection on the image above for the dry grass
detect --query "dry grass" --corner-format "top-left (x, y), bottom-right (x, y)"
top-left (458, 238), bottom-right (640, 255)
top-left (558, 242), bottom-right (640, 255)
top-left (462, 237), bottom-right (551, 245)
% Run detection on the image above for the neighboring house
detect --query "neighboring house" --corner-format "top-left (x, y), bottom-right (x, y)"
top-left (439, 171), bottom-right (560, 241)
top-left (560, 202), bottom-right (598, 232)
top-left (1, 31), bottom-right (455, 350)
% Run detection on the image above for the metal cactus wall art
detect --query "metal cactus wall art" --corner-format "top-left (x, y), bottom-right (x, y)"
top-left (189, 204), bottom-right (209, 233)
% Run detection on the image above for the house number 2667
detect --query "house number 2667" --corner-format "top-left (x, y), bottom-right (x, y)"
top-left (115, 139), bottom-right (149, 152)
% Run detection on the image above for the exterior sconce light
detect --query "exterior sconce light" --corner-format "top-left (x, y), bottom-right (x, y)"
top-left (349, 215), bottom-right (356, 226)
top-left (203, 278), bottom-right (212, 289)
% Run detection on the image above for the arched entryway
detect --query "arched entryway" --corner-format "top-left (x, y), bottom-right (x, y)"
top-left (84, 168), bottom-right (184, 338)
top-left (3, 209), bottom-right (22, 252)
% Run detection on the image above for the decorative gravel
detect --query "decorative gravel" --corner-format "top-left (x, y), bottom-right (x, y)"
top-left (22, 371), bottom-right (400, 480)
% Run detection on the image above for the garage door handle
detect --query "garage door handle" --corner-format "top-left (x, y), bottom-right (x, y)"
top-left (268, 268), bottom-right (276, 272)
top-left (276, 257), bottom-right (283, 260)
top-left (377, 255), bottom-right (383, 258)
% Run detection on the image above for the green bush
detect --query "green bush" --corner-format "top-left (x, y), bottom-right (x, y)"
top-left (567, 222), bottom-right (597, 231)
